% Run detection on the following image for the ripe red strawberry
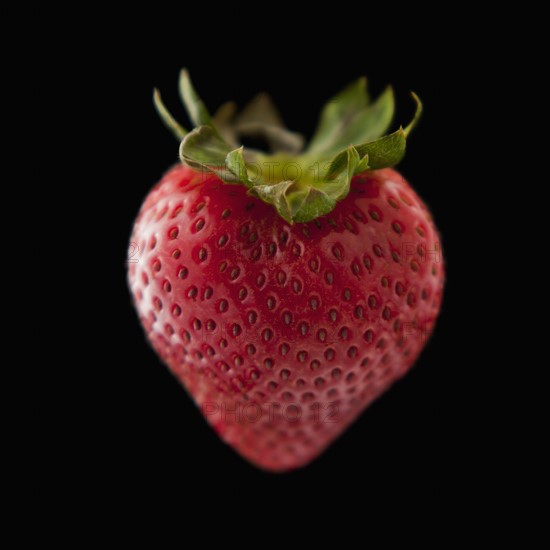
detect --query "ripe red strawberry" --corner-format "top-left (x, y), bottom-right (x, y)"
top-left (128, 71), bottom-right (444, 471)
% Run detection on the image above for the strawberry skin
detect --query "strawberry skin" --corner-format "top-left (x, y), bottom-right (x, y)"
top-left (128, 164), bottom-right (444, 471)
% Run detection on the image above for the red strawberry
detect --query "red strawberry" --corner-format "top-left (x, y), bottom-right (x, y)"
top-left (128, 71), bottom-right (444, 471)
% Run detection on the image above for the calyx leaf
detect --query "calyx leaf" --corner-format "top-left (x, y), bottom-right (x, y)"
top-left (157, 72), bottom-right (423, 223)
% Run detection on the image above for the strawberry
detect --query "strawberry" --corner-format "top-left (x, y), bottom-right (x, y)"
top-left (128, 71), bottom-right (444, 471)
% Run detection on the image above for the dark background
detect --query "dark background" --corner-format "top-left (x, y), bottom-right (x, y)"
top-left (59, 13), bottom-right (507, 519)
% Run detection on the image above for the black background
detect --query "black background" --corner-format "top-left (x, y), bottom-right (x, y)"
top-left (56, 12), bottom-right (507, 521)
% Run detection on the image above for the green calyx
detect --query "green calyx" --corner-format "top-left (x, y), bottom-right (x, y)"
top-left (154, 69), bottom-right (422, 223)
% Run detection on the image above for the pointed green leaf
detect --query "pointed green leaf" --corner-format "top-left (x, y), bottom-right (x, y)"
top-left (226, 147), bottom-right (253, 187)
top-left (153, 89), bottom-right (187, 140)
top-left (179, 125), bottom-right (235, 180)
top-left (321, 146), bottom-right (361, 201)
top-left (321, 86), bottom-right (395, 154)
top-left (355, 129), bottom-right (406, 169)
top-left (308, 77), bottom-right (369, 155)
top-left (179, 69), bottom-right (216, 130)
top-left (291, 187), bottom-right (336, 223)
top-left (249, 180), bottom-right (295, 222)
top-left (352, 93), bottom-right (423, 170)
top-left (404, 92), bottom-right (423, 137)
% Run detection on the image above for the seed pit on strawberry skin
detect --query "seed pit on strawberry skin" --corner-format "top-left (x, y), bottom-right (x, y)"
top-left (410, 260), bottom-right (419, 272)
top-left (332, 244), bottom-right (344, 261)
top-left (373, 245), bottom-right (384, 257)
top-left (279, 343), bottom-right (290, 356)
top-left (280, 369), bottom-right (290, 380)
top-left (325, 272), bottom-right (334, 285)
top-left (168, 227), bottom-right (179, 239)
top-left (331, 368), bottom-right (342, 380)
top-left (262, 328), bottom-right (273, 341)
top-left (264, 358), bottom-right (274, 369)
top-left (292, 278), bottom-right (303, 294)
top-left (149, 236), bottom-right (157, 250)
top-left (388, 197), bottom-right (399, 209)
top-left (172, 249), bottom-right (181, 259)
top-left (309, 297), bottom-right (320, 310)
top-left (217, 299), bottom-right (229, 313)
top-left (187, 286), bottom-right (198, 299)
top-left (152, 259), bottom-right (161, 272)
top-left (163, 280), bottom-right (172, 293)
top-left (206, 319), bottom-right (216, 331)
top-left (297, 351), bottom-right (308, 363)
top-left (363, 329), bottom-right (374, 342)
top-left (369, 205), bottom-right (383, 221)
top-left (347, 346), bottom-right (358, 358)
top-left (317, 329), bottom-right (327, 342)
top-left (325, 348), bottom-right (335, 361)
top-left (221, 208), bottom-right (231, 219)
top-left (172, 304), bottom-right (182, 317)
top-left (392, 221), bottom-right (404, 235)
top-left (363, 255), bottom-right (373, 272)
top-left (171, 204), bottom-right (183, 218)
top-left (193, 318), bottom-right (202, 330)
top-left (339, 327), bottom-right (350, 340)
top-left (247, 310), bottom-right (258, 324)
top-left (198, 248), bottom-right (208, 262)
top-left (230, 267), bottom-right (241, 280)
top-left (177, 266), bottom-right (188, 279)
top-left (283, 311), bottom-right (293, 325)
top-left (218, 234), bottom-right (228, 247)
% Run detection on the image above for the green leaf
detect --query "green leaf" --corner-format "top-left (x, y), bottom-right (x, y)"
top-left (179, 126), bottom-right (235, 180)
top-left (153, 89), bottom-right (187, 140)
top-left (226, 147), bottom-right (253, 187)
top-left (234, 93), bottom-right (305, 154)
top-left (291, 187), bottom-right (336, 223)
top-left (353, 93), bottom-right (423, 170)
top-left (321, 146), bottom-right (361, 202)
top-left (404, 92), bottom-right (423, 137)
top-left (314, 86), bottom-right (395, 156)
top-left (308, 77), bottom-right (369, 155)
top-left (356, 129), bottom-right (406, 169)
top-left (178, 69), bottom-right (216, 130)
top-left (155, 70), bottom-right (424, 225)
top-left (249, 180), bottom-right (295, 222)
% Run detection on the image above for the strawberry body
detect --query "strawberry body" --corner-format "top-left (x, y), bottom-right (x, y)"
top-left (128, 164), bottom-right (444, 471)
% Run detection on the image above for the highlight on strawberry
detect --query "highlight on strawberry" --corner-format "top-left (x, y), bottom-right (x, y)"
top-left (128, 70), bottom-right (444, 472)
